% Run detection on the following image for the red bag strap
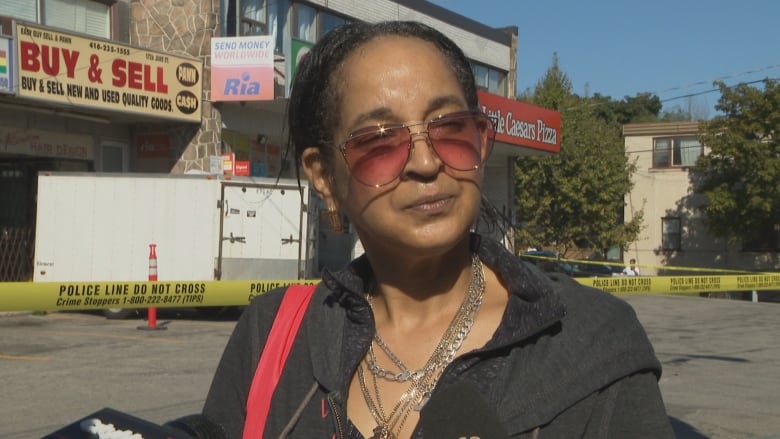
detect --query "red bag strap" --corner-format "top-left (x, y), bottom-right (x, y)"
top-left (242, 284), bottom-right (317, 439)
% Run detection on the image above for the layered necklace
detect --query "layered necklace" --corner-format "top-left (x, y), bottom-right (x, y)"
top-left (359, 253), bottom-right (486, 439)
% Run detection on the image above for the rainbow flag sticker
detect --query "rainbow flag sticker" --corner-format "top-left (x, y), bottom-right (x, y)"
top-left (0, 49), bottom-right (7, 74)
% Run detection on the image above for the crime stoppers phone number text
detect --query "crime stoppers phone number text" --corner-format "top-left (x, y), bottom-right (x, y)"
top-left (55, 282), bottom-right (206, 308)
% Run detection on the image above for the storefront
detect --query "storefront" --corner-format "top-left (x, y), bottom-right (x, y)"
top-left (0, 22), bottom-right (203, 281)
top-left (475, 90), bottom-right (562, 248)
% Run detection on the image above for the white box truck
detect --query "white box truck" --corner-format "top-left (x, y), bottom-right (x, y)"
top-left (33, 172), bottom-right (314, 318)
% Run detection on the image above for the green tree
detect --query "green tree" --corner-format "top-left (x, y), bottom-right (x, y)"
top-left (589, 90), bottom-right (703, 125)
top-left (614, 92), bottom-right (663, 124)
top-left (515, 56), bottom-right (642, 256)
top-left (693, 79), bottom-right (780, 246)
top-left (659, 105), bottom-right (693, 122)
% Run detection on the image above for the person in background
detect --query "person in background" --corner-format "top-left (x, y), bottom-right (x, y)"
top-left (623, 258), bottom-right (641, 276)
top-left (201, 21), bottom-right (673, 438)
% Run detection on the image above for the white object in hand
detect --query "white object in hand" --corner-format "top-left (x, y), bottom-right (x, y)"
top-left (79, 417), bottom-right (144, 438)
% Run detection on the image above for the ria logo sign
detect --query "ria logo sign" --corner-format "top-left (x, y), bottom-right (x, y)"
top-left (210, 36), bottom-right (273, 101)
top-left (224, 72), bottom-right (260, 97)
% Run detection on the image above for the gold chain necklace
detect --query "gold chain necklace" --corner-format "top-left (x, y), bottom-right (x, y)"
top-left (360, 254), bottom-right (485, 439)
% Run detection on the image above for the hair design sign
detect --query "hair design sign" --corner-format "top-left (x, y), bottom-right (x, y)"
top-left (14, 22), bottom-right (202, 122)
top-left (478, 90), bottom-right (561, 153)
top-left (1, 125), bottom-right (94, 160)
top-left (211, 36), bottom-right (274, 101)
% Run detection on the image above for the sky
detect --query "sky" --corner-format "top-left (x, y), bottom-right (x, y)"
top-left (431, 0), bottom-right (780, 117)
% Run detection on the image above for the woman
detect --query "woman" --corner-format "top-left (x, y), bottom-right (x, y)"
top-left (202, 21), bottom-right (673, 438)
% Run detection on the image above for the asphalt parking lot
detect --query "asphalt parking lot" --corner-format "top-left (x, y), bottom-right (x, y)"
top-left (1, 295), bottom-right (779, 439)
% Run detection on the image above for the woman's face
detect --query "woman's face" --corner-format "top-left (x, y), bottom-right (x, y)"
top-left (310, 36), bottom-right (486, 257)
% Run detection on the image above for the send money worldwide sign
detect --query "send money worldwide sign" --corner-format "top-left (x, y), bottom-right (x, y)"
top-left (15, 22), bottom-right (202, 122)
top-left (210, 36), bottom-right (274, 101)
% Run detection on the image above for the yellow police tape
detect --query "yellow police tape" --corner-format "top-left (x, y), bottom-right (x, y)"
top-left (520, 253), bottom-right (762, 275)
top-left (1, 273), bottom-right (779, 312)
top-left (0, 279), bottom-right (317, 312)
top-left (575, 273), bottom-right (780, 295)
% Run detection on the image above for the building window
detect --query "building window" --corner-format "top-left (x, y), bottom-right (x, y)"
top-left (320, 12), bottom-right (346, 35)
top-left (223, 0), bottom-right (269, 36)
top-left (0, 0), bottom-right (38, 24)
top-left (743, 223), bottom-right (780, 252)
top-left (0, 0), bottom-right (111, 38)
top-left (99, 141), bottom-right (128, 172)
top-left (239, 0), bottom-right (268, 36)
top-left (653, 136), bottom-right (702, 168)
top-left (661, 217), bottom-right (681, 251)
top-left (292, 3), bottom-right (348, 43)
top-left (293, 3), bottom-right (316, 42)
top-left (472, 62), bottom-right (507, 95)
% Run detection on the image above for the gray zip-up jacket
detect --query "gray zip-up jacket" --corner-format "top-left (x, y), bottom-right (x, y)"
top-left (202, 236), bottom-right (674, 438)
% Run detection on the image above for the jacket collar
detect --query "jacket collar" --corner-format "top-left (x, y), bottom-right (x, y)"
top-left (307, 234), bottom-right (567, 389)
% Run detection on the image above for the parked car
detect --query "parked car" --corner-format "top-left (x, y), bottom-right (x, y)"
top-left (520, 250), bottom-right (574, 276)
top-left (570, 260), bottom-right (616, 278)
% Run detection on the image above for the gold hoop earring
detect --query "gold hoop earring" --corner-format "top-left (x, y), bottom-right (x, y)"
top-left (322, 208), bottom-right (344, 234)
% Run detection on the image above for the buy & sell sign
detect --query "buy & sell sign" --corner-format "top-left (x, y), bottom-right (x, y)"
top-left (15, 22), bottom-right (202, 122)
